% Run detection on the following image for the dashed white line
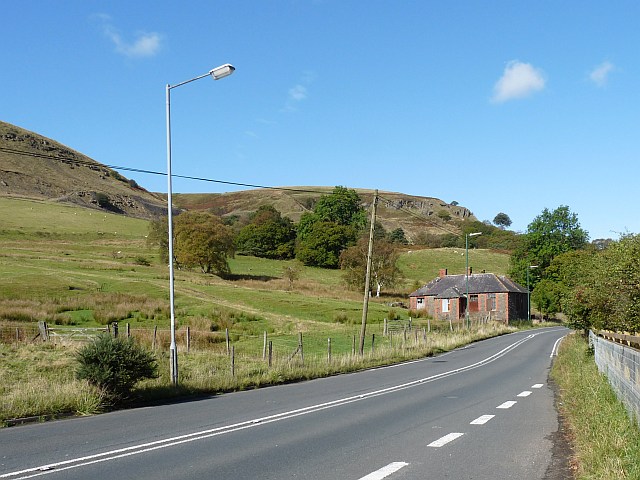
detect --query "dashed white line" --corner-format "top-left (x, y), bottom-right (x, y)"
top-left (497, 401), bottom-right (517, 409)
top-left (517, 391), bottom-right (532, 397)
top-left (532, 384), bottom-right (544, 389)
top-left (359, 462), bottom-right (409, 480)
top-left (470, 414), bottom-right (495, 425)
top-left (428, 432), bottom-right (465, 447)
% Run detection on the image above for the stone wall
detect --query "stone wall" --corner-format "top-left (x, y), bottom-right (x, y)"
top-left (590, 331), bottom-right (640, 424)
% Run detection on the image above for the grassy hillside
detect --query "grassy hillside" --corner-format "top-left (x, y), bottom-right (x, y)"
top-left (0, 121), bottom-right (165, 219)
top-left (170, 188), bottom-right (476, 242)
top-left (0, 197), bottom-right (510, 338)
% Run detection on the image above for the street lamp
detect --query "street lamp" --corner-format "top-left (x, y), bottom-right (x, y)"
top-left (527, 265), bottom-right (538, 323)
top-left (465, 232), bottom-right (482, 329)
top-left (166, 63), bottom-right (235, 386)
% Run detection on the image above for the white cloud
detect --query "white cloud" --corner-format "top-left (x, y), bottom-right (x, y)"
top-left (288, 84), bottom-right (308, 101)
top-left (589, 61), bottom-right (614, 87)
top-left (492, 61), bottom-right (545, 103)
top-left (95, 14), bottom-right (162, 58)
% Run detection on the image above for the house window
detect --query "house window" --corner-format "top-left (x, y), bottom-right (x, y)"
top-left (488, 293), bottom-right (496, 311)
top-left (470, 294), bottom-right (478, 304)
top-left (416, 297), bottom-right (425, 310)
top-left (442, 299), bottom-right (450, 313)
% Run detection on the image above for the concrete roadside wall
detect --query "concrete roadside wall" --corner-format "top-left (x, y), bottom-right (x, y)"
top-left (590, 331), bottom-right (640, 424)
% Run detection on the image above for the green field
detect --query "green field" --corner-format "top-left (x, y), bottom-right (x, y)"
top-left (0, 197), bottom-right (515, 422)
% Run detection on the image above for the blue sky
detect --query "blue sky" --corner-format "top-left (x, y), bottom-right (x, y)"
top-left (2, 1), bottom-right (638, 240)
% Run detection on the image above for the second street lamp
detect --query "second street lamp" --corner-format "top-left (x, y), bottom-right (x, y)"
top-left (527, 265), bottom-right (538, 322)
top-left (166, 63), bottom-right (235, 386)
top-left (465, 232), bottom-right (482, 329)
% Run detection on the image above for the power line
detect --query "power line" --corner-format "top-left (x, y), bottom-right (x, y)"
top-left (1, 145), bottom-right (464, 235)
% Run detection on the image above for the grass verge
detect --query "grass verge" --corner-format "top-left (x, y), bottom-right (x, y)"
top-left (551, 333), bottom-right (640, 479)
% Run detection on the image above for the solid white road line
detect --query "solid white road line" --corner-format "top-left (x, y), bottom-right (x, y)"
top-left (2, 333), bottom-right (541, 480)
top-left (497, 401), bottom-right (517, 409)
top-left (532, 384), bottom-right (544, 389)
top-left (428, 432), bottom-right (465, 448)
top-left (359, 462), bottom-right (409, 480)
top-left (550, 336), bottom-right (565, 357)
top-left (470, 414), bottom-right (495, 425)
top-left (517, 391), bottom-right (532, 397)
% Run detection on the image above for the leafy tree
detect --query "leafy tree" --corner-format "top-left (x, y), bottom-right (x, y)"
top-left (340, 238), bottom-right (403, 296)
top-left (493, 212), bottom-right (512, 229)
top-left (282, 261), bottom-right (302, 290)
top-left (509, 205), bottom-right (588, 287)
top-left (295, 186), bottom-right (366, 267)
top-left (76, 335), bottom-right (158, 401)
top-left (147, 217), bottom-right (169, 264)
top-left (173, 211), bottom-right (235, 275)
top-left (296, 221), bottom-right (357, 268)
top-left (388, 228), bottom-right (408, 245)
top-left (235, 205), bottom-right (296, 259)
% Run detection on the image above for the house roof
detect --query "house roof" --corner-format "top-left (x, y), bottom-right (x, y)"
top-left (409, 273), bottom-right (528, 298)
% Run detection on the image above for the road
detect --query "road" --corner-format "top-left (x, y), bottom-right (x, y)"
top-left (0, 327), bottom-right (568, 480)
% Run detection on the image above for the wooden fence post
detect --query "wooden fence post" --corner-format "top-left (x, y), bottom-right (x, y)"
top-left (226, 328), bottom-right (230, 356)
top-left (298, 332), bottom-right (304, 366)
top-left (231, 345), bottom-right (235, 377)
top-left (328, 338), bottom-right (332, 363)
top-left (352, 335), bottom-right (356, 356)
top-left (186, 326), bottom-right (191, 354)
top-left (263, 331), bottom-right (267, 360)
top-left (428, 317), bottom-right (431, 333)
top-left (383, 318), bottom-right (388, 336)
top-left (38, 321), bottom-right (49, 342)
top-left (126, 323), bottom-right (130, 338)
top-left (152, 325), bottom-right (157, 350)
top-left (409, 317), bottom-right (412, 331)
top-left (268, 340), bottom-right (273, 367)
top-left (371, 333), bottom-right (375, 353)
top-left (112, 322), bottom-right (118, 338)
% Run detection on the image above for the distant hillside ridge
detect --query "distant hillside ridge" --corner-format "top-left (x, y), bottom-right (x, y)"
top-left (0, 121), bottom-right (165, 219)
top-left (171, 187), bottom-right (476, 242)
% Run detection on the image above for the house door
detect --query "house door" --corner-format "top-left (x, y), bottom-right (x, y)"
top-left (469, 294), bottom-right (480, 312)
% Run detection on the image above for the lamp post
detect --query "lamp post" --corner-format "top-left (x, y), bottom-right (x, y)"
top-left (166, 63), bottom-right (235, 386)
top-left (465, 232), bottom-right (482, 329)
top-left (527, 265), bottom-right (538, 323)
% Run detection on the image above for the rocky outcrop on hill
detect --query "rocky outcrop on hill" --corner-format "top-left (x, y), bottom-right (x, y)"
top-left (0, 121), bottom-right (166, 219)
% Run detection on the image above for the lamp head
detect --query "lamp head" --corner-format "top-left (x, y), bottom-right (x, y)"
top-left (209, 64), bottom-right (235, 80)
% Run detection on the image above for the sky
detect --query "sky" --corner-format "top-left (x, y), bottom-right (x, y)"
top-left (2, 1), bottom-right (639, 240)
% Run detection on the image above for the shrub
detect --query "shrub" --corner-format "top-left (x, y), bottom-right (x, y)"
top-left (76, 335), bottom-right (158, 400)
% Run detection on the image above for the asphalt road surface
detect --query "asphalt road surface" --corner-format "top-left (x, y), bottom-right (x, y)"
top-left (0, 327), bottom-right (568, 480)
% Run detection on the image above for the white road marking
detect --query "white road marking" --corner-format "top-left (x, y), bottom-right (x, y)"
top-left (428, 432), bottom-right (465, 447)
top-left (1, 333), bottom-right (542, 480)
top-left (517, 391), bottom-right (532, 397)
top-left (470, 414), bottom-right (495, 425)
top-left (497, 401), bottom-right (517, 409)
top-left (532, 384), bottom-right (544, 389)
top-left (550, 336), bottom-right (565, 357)
top-left (359, 462), bottom-right (409, 480)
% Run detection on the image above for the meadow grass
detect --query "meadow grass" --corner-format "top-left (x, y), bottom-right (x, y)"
top-left (0, 197), bottom-right (517, 423)
top-left (551, 333), bottom-right (640, 479)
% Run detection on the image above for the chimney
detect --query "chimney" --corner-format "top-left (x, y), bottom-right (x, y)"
top-left (439, 268), bottom-right (448, 278)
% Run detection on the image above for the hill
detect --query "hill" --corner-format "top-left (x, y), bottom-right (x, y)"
top-left (0, 121), bottom-right (165, 219)
top-left (171, 188), bottom-right (475, 242)
top-left (0, 120), bottom-right (476, 239)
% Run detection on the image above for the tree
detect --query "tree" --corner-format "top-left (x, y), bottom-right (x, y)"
top-left (76, 335), bottom-right (158, 401)
top-left (388, 228), bottom-right (408, 245)
top-left (295, 186), bottom-right (366, 267)
top-left (493, 212), bottom-right (512, 229)
top-left (296, 221), bottom-right (357, 268)
top-left (282, 261), bottom-right (302, 290)
top-left (340, 238), bottom-right (403, 296)
top-left (173, 211), bottom-right (235, 275)
top-left (235, 205), bottom-right (296, 259)
top-left (509, 205), bottom-right (588, 287)
top-left (147, 217), bottom-right (169, 264)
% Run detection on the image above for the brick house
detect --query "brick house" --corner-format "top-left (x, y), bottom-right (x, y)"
top-left (409, 268), bottom-right (528, 324)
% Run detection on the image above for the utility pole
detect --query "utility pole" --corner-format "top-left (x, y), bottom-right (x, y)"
top-left (359, 190), bottom-right (378, 355)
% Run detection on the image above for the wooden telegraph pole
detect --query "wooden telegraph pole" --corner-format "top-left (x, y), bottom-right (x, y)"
top-left (359, 190), bottom-right (378, 355)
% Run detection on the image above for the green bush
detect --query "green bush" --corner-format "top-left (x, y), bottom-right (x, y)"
top-left (76, 335), bottom-right (158, 400)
